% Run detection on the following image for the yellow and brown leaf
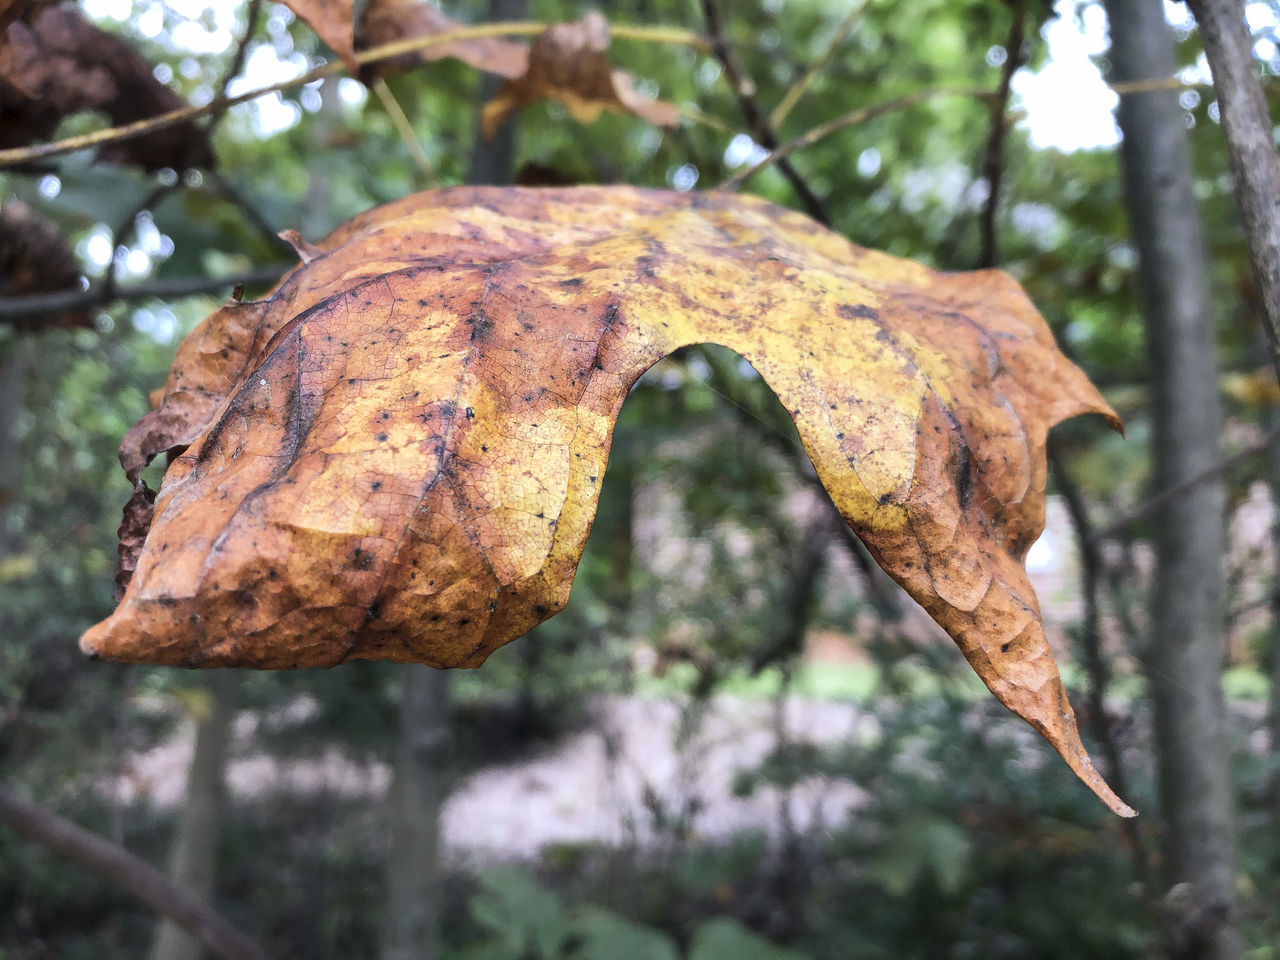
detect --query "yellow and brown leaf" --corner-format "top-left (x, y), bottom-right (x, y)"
top-left (81, 186), bottom-right (1132, 816)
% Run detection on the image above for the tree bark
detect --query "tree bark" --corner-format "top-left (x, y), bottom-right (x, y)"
top-left (382, 665), bottom-right (453, 960)
top-left (467, 0), bottom-right (526, 185)
top-left (0, 785), bottom-right (269, 960)
top-left (1104, 3), bottom-right (1240, 958)
top-left (1185, 0), bottom-right (1280, 384)
top-left (149, 671), bottom-right (241, 960)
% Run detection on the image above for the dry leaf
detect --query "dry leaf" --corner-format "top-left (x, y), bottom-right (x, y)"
top-left (279, 0), bottom-right (357, 72)
top-left (0, 200), bottom-right (90, 331)
top-left (355, 0), bottom-right (528, 83)
top-left (81, 185), bottom-right (1132, 817)
top-left (0, 0), bottom-right (49, 34)
top-left (481, 13), bottom-right (679, 139)
top-left (0, 7), bottom-right (210, 169)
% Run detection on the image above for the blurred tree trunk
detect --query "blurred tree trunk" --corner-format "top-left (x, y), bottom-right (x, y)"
top-left (149, 671), bottom-right (241, 960)
top-left (1267, 427), bottom-right (1280, 854)
top-left (383, 9), bottom-right (526, 951)
top-left (468, 0), bottom-right (526, 185)
top-left (1104, 3), bottom-right (1240, 959)
top-left (383, 665), bottom-right (453, 960)
top-left (0, 337), bottom-right (29, 519)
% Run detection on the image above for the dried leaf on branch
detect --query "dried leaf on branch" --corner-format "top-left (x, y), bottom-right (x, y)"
top-left (81, 185), bottom-right (1132, 817)
top-left (0, 6), bottom-right (210, 169)
top-left (279, 0), bottom-right (356, 71)
top-left (481, 13), bottom-right (679, 138)
top-left (283, 0), bottom-right (676, 135)
top-left (0, 0), bottom-right (49, 34)
top-left (355, 0), bottom-right (527, 83)
top-left (0, 200), bottom-right (89, 331)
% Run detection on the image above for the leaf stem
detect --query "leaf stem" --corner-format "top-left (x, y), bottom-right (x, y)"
top-left (768, 1), bottom-right (869, 131)
top-left (373, 78), bottom-right (438, 184)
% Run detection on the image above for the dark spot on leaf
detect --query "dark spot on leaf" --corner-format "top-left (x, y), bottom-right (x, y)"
top-left (837, 303), bottom-right (879, 321)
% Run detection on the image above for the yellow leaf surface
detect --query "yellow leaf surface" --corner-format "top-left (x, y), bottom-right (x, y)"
top-left (81, 186), bottom-right (1132, 817)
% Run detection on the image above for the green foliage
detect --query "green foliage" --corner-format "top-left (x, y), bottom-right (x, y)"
top-left (464, 866), bottom-right (808, 960)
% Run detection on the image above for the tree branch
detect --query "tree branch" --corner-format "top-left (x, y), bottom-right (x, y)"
top-left (1092, 425), bottom-right (1280, 543)
top-left (0, 267), bottom-right (292, 323)
top-left (700, 0), bottom-right (830, 224)
top-left (1048, 442), bottom-right (1151, 888)
top-left (0, 786), bottom-right (272, 960)
top-left (722, 87), bottom-right (993, 191)
top-left (0, 21), bottom-right (705, 169)
top-left (1185, 0), bottom-right (1280, 385)
top-left (769, 2), bottom-right (868, 132)
top-left (205, 0), bottom-right (265, 140)
top-left (977, 0), bottom-right (1027, 268)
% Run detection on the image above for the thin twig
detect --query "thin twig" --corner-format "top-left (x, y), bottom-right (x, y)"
top-left (205, 0), bottom-right (265, 139)
top-left (769, 1), bottom-right (869, 131)
top-left (0, 787), bottom-right (272, 960)
top-left (0, 21), bottom-right (705, 169)
top-left (0, 267), bottom-right (292, 323)
top-left (722, 86), bottom-right (993, 190)
top-left (1048, 443), bottom-right (1151, 888)
top-left (977, 0), bottom-right (1027, 268)
top-left (373, 78), bottom-right (438, 183)
top-left (676, 103), bottom-right (734, 133)
top-left (203, 170), bottom-right (297, 258)
top-left (700, 0), bottom-right (830, 224)
top-left (1092, 425), bottom-right (1280, 543)
top-left (101, 182), bottom-right (181, 303)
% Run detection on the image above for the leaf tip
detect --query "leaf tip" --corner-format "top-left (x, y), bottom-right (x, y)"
top-left (1033, 692), bottom-right (1138, 818)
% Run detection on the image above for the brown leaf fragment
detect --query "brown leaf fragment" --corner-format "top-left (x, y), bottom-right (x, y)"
top-left (115, 484), bottom-right (157, 601)
top-left (0, 199), bottom-right (89, 332)
top-left (481, 13), bottom-right (679, 139)
top-left (0, 0), bottom-right (50, 34)
top-left (118, 297), bottom-right (276, 484)
top-left (82, 185), bottom-right (1132, 817)
top-left (280, 0), bottom-right (356, 71)
top-left (0, 7), bottom-right (211, 170)
top-left (355, 0), bottom-right (528, 83)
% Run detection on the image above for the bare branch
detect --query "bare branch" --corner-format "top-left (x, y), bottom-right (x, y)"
top-left (1092, 425), bottom-right (1280, 543)
top-left (0, 21), bottom-right (704, 169)
top-left (977, 0), bottom-right (1028, 268)
top-left (204, 0), bottom-right (266, 139)
top-left (0, 786), bottom-right (272, 960)
top-left (0, 267), bottom-right (292, 323)
top-left (769, 1), bottom-right (869, 131)
top-left (1048, 442), bottom-right (1152, 888)
top-left (722, 87), bottom-right (993, 191)
top-left (700, 0), bottom-right (830, 224)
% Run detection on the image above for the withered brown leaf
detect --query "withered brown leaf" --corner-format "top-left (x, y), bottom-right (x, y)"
top-left (81, 186), bottom-right (1132, 817)
top-left (355, 0), bottom-right (527, 83)
top-left (481, 13), bottom-right (679, 139)
top-left (279, 0), bottom-right (357, 72)
top-left (0, 200), bottom-right (90, 332)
